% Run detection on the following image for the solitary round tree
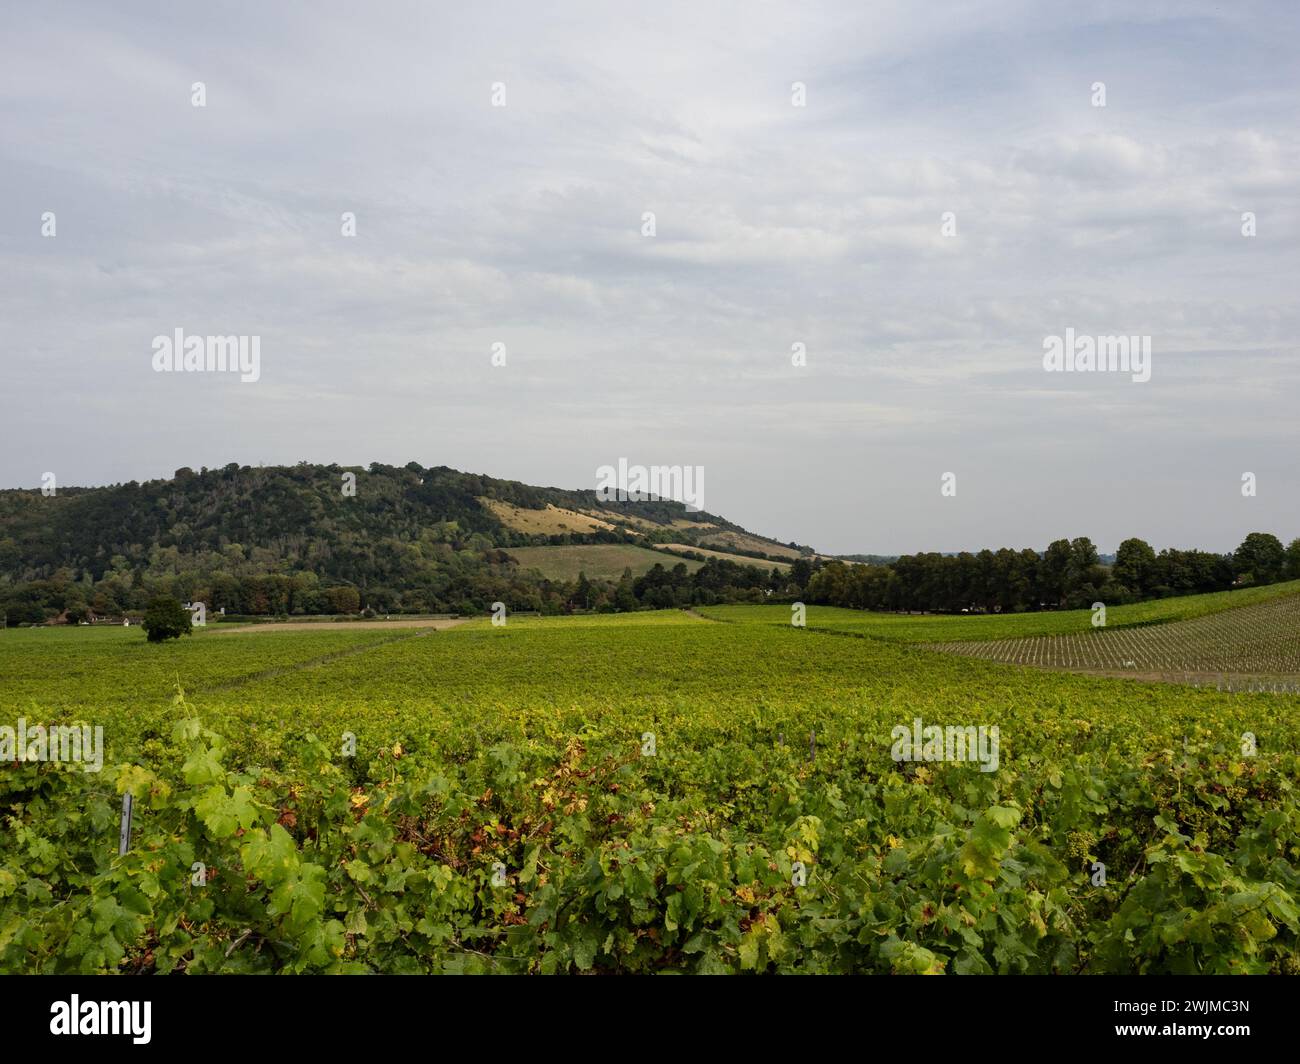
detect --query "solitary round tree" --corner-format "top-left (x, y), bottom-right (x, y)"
top-left (141, 597), bottom-right (193, 643)
top-left (1235, 532), bottom-right (1286, 586)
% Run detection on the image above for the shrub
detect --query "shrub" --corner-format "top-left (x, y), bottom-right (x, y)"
top-left (141, 597), bottom-right (193, 643)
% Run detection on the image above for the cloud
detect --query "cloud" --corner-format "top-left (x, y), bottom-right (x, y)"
top-left (1, 0), bottom-right (1297, 553)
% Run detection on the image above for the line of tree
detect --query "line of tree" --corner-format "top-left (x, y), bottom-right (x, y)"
top-left (801, 533), bottom-right (1300, 614)
top-left (0, 550), bottom-right (783, 625)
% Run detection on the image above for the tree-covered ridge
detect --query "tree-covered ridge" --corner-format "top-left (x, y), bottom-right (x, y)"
top-left (0, 461), bottom-right (747, 584)
top-left (0, 461), bottom-right (781, 622)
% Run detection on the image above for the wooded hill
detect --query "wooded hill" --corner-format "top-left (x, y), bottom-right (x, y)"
top-left (0, 462), bottom-right (806, 620)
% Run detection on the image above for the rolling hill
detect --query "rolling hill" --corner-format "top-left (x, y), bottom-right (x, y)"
top-left (0, 461), bottom-right (811, 583)
top-left (0, 461), bottom-right (810, 619)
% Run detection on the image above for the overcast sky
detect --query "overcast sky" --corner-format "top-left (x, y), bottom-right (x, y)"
top-left (2, 1), bottom-right (1297, 555)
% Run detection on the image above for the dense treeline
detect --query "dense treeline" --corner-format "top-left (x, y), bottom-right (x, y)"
top-left (804, 533), bottom-right (1300, 613)
top-left (0, 555), bottom-right (779, 625)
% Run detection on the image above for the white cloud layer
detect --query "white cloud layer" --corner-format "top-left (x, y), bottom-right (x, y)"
top-left (2, 0), bottom-right (1297, 553)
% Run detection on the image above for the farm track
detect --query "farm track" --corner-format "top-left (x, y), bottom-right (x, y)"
top-left (925, 593), bottom-right (1300, 680)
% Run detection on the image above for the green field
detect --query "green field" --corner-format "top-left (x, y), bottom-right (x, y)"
top-left (930, 593), bottom-right (1300, 680)
top-left (700, 579), bottom-right (1300, 642)
top-left (505, 544), bottom-right (704, 581)
top-left (2, 590), bottom-right (1299, 975)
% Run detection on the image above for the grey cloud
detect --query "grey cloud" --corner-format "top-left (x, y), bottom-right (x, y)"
top-left (1, 0), bottom-right (1297, 554)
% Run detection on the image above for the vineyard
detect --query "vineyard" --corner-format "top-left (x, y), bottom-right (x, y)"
top-left (928, 593), bottom-right (1300, 681)
top-left (2, 592), bottom-right (1299, 974)
top-left (698, 577), bottom-right (1300, 642)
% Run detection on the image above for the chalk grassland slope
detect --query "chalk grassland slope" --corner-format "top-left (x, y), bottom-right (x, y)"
top-left (505, 544), bottom-right (704, 581)
top-left (695, 530), bottom-right (805, 560)
top-left (928, 593), bottom-right (1300, 678)
top-left (575, 511), bottom-right (716, 534)
top-left (699, 579), bottom-right (1300, 643)
top-left (488, 496), bottom-right (798, 564)
top-left (3, 611), bottom-right (1299, 974)
top-left (478, 498), bottom-right (618, 536)
top-left (579, 509), bottom-right (660, 532)
top-left (659, 544), bottom-right (789, 571)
